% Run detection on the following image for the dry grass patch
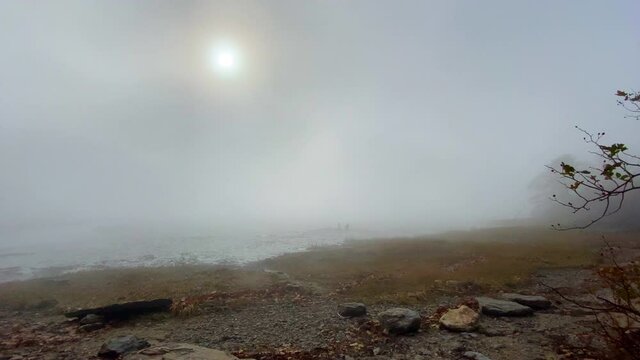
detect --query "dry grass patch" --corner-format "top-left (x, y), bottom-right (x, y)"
top-left (262, 227), bottom-right (619, 303)
top-left (0, 265), bottom-right (274, 311)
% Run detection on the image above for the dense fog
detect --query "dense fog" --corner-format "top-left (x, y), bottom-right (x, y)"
top-left (1, 0), bottom-right (639, 246)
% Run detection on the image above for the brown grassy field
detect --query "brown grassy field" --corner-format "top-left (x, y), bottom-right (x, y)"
top-left (0, 265), bottom-right (275, 311)
top-left (0, 226), bottom-right (634, 310)
top-left (261, 226), bottom-right (623, 303)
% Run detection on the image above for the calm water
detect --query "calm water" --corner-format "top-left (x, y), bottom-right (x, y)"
top-left (0, 225), bottom-right (371, 283)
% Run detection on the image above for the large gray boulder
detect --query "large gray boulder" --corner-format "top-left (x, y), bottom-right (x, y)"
top-left (500, 293), bottom-right (551, 310)
top-left (378, 308), bottom-right (421, 334)
top-left (476, 297), bottom-right (534, 317)
top-left (124, 343), bottom-right (241, 359)
top-left (98, 335), bottom-right (150, 358)
top-left (439, 305), bottom-right (479, 332)
top-left (338, 303), bottom-right (367, 317)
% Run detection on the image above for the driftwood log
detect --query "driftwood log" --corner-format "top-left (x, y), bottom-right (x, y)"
top-left (64, 298), bottom-right (172, 320)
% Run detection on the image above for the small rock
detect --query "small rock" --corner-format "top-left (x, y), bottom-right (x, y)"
top-left (500, 293), bottom-right (551, 310)
top-left (476, 297), bottom-right (534, 317)
top-left (373, 347), bottom-right (381, 355)
top-left (80, 314), bottom-right (104, 325)
top-left (378, 308), bottom-right (421, 335)
top-left (79, 323), bottom-right (104, 332)
top-left (98, 335), bottom-right (150, 358)
top-left (439, 305), bottom-right (479, 332)
top-left (463, 351), bottom-right (492, 360)
top-left (338, 303), bottom-right (367, 317)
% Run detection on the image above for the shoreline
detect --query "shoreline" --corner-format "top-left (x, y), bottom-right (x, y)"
top-left (0, 227), bottom-right (363, 284)
top-left (0, 226), bottom-right (612, 309)
top-left (2, 226), bottom-right (638, 359)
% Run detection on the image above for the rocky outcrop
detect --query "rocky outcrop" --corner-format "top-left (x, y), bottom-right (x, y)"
top-left (378, 308), bottom-right (421, 335)
top-left (98, 335), bottom-right (150, 358)
top-left (501, 293), bottom-right (551, 310)
top-left (439, 305), bottom-right (479, 332)
top-left (65, 299), bottom-right (172, 320)
top-left (123, 343), bottom-right (241, 360)
top-left (476, 297), bottom-right (534, 317)
top-left (337, 303), bottom-right (367, 317)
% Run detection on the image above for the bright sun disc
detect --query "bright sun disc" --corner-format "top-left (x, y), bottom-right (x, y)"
top-left (210, 45), bottom-right (240, 75)
top-left (217, 52), bottom-right (235, 69)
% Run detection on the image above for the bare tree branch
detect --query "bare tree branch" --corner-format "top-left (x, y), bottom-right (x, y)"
top-left (548, 90), bottom-right (640, 229)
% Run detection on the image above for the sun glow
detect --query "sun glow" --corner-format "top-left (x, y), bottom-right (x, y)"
top-left (209, 44), bottom-right (240, 75)
top-left (217, 52), bottom-right (235, 68)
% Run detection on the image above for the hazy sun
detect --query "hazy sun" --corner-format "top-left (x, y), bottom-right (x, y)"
top-left (210, 44), bottom-right (240, 75)
top-left (217, 52), bottom-right (235, 69)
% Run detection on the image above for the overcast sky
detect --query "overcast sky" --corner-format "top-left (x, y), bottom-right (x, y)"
top-left (1, 1), bottom-right (639, 236)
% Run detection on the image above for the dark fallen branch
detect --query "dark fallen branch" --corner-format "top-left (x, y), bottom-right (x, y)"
top-left (65, 298), bottom-right (172, 320)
